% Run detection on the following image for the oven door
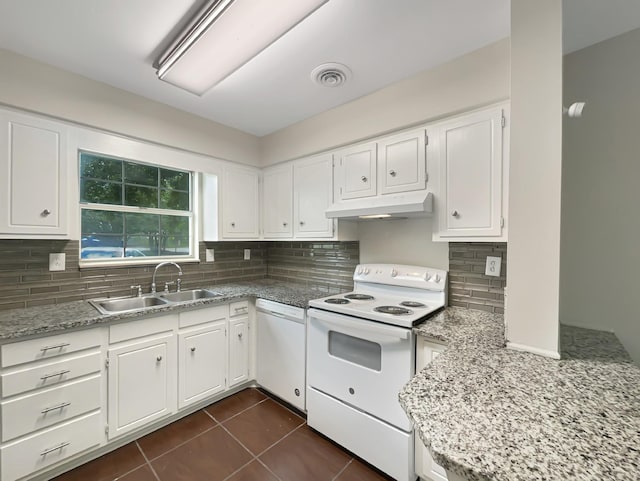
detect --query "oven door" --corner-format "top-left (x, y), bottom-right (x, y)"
top-left (307, 308), bottom-right (414, 431)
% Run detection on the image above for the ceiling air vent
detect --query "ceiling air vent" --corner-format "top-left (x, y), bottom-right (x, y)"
top-left (311, 63), bottom-right (352, 88)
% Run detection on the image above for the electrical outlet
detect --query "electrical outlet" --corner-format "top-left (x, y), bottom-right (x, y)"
top-left (485, 256), bottom-right (502, 277)
top-left (244, 249), bottom-right (250, 260)
top-left (49, 253), bottom-right (66, 272)
top-left (206, 248), bottom-right (215, 262)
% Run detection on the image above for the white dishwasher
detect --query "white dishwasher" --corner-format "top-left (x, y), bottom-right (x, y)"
top-left (256, 299), bottom-right (306, 411)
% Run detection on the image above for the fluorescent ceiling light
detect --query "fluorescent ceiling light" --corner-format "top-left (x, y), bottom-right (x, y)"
top-left (157, 0), bottom-right (328, 95)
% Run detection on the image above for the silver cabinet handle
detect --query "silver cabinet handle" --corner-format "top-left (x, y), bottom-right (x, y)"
top-left (190, 347), bottom-right (196, 353)
top-left (40, 442), bottom-right (70, 457)
top-left (156, 355), bottom-right (163, 362)
top-left (234, 306), bottom-right (247, 312)
top-left (238, 332), bottom-right (243, 339)
top-left (41, 209), bottom-right (52, 217)
top-left (40, 343), bottom-right (70, 352)
top-left (41, 402), bottom-right (70, 414)
top-left (361, 176), bottom-right (368, 182)
top-left (451, 210), bottom-right (459, 217)
top-left (389, 170), bottom-right (397, 177)
top-left (40, 369), bottom-right (70, 381)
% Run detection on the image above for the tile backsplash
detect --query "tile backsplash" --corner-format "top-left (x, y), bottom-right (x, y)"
top-left (448, 242), bottom-right (507, 314)
top-left (0, 240), bottom-right (359, 311)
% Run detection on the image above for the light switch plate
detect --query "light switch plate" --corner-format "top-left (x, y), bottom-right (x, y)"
top-left (244, 249), bottom-right (251, 260)
top-left (205, 248), bottom-right (215, 262)
top-left (485, 256), bottom-right (502, 277)
top-left (49, 253), bottom-right (66, 272)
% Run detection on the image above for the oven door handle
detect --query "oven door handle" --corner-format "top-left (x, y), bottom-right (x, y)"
top-left (310, 310), bottom-right (410, 341)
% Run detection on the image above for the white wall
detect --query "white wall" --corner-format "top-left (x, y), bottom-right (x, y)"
top-left (505, 0), bottom-right (562, 358)
top-left (561, 27), bottom-right (640, 363)
top-left (260, 39), bottom-right (510, 166)
top-left (358, 218), bottom-right (449, 269)
top-left (0, 49), bottom-right (260, 166)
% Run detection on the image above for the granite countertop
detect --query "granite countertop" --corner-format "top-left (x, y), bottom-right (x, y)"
top-left (0, 279), bottom-right (328, 342)
top-left (401, 306), bottom-right (640, 481)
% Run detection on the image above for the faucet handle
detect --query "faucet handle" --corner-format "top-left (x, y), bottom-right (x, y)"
top-left (130, 285), bottom-right (142, 297)
top-left (164, 281), bottom-right (175, 294)
top-left (176, 278), bottom-right (182, 292)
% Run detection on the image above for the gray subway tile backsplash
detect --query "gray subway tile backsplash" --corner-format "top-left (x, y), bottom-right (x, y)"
top-left (0, 239), bottom-right (360, 311)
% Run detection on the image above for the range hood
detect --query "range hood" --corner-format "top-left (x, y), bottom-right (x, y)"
top-left (325, 191), bottom-right (433, 220)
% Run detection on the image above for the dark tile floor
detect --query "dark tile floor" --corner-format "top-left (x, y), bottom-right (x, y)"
top-left (52, 388), bottom-right (393, 481)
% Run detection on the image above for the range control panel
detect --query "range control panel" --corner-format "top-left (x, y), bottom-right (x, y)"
top-left (353, 264), bottom-right (447, 291)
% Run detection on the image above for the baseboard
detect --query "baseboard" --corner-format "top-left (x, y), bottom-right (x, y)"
top-left (506, 341), bottom-right (560, 359)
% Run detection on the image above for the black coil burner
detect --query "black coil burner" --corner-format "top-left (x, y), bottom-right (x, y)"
top-left (344, 294), bottom-right (375, 301)
top-left (324, 298), bottom-right (350, 305)
top-left (400, 301), bottom-right (426, 308)
top-left (374, 305), bottom-right (412, 315)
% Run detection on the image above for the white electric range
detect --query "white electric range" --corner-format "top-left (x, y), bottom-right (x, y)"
top-left (306, 264), bottom-right (447, 481)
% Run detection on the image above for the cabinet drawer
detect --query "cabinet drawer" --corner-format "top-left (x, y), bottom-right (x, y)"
top-left (109, 314), bottom-right (176, 344)
top-left (229, 301), bottom-right (249, 318)
top-left (179, 305), bottom-right (227, 329)
top-left (1, 351), bottom-right (101, 398)
top-left (1, 375), bottom-right (101, 442)
top-left (0, 411), bottom-right (101, 481)
top-left (1, 329), bottom-right (100, 368)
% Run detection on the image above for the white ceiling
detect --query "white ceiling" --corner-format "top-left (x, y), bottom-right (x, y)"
top-left (0, 1), bottom-right (639, 137)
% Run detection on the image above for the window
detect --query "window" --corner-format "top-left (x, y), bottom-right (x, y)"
top-left (79, 152), bottom-right (194, 263)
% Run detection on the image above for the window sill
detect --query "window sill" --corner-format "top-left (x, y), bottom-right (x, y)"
top-left (79, 256), bottom-right (201, 269)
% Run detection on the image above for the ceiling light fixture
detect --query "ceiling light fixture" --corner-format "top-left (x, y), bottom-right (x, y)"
top-left (156, 0), bottom-right (329, 96)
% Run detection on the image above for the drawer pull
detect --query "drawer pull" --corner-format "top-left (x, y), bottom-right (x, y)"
top-left (238, 332), bottom-right (243, 340)
top-left (156, 355), bottom-right (163, 362)
top-left (40, 442), bottom-right (70, 457)
top-left (40, 369), bottom-right (71, 381)
top-left (41, 402), bottom-right (71, 414)
top-left (40, 343), bottom-right (70, 352)
top-left (234, 306), bottom-right (247, 312)
top-left (190, 347), bottom-right (196, 353)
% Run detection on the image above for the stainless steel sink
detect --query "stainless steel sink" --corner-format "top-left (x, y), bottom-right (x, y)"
top-left (159, 289), bottom-right (221, 303)
top-left (89, 296), bottom-right (169, 315)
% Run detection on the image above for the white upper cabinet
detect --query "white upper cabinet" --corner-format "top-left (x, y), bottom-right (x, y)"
top-left (378, 129), bottom-right (427, 195)
top-left (221, 165), bottom-right (260, 239)
top-left (262, 163), bottom-right (293, 238)
top-left (334, 142), bottom-right (377, 200)
top-left (294, 153), bottom-right (334, 238)
top-left (432, 105), bottom-right (508, 241)
top-left (0, 110), bottom-right (68, 237)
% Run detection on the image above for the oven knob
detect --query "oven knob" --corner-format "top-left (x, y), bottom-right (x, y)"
top-left (424, 272), bottom-right (431, 281)
top-left (348, 387), bottom-right (355, 395)
top-left (391, 269), bottom-right (397, 277)
top-left (357, 267), bottom-right (363, 275)
top-left (364, 268), bottom-right (370, 275)
top-left (434, 274), bottom-right (441, 283)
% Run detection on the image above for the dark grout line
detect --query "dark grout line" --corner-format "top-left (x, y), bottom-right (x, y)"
top-left (141, 423), bottom-right (220, 463)
top-left (134, 440), bottom-right (161, 481)
top-left (331, 458), bottom-right (354, 481)
top-left (205, 395), bottom-right (270, 424)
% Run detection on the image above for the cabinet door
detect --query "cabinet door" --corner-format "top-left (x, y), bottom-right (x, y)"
top-left (293, 154), bottom-right (334, 238)
top-left (415, 338), bottom-right (448, 481)
top-left (228, 317), bottom-right (249, 387)
top-left (178, 321), bottom-right (226, 409)
top-left (0, 110), bottom-right (67, 236)
top-left (334, 142), bottom-right (377, 200)
top-left (379, 129), bottom-right (426, 195)
top-left (263, 164), bottom-right (293, 238)
top-left (107, 333), bottom-right (176, 439)
top-left (437, 107), bottom-right (504, 238)
top-left (222, 165), bottom-right (260, 239)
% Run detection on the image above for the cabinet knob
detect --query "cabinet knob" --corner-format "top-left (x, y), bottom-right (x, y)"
top-left (299, 221), bottom-right (305, 226)
top-left (238, 332), bottom-right (243, 339)
top-left (451, 210), bottom-right (459, 217)
top-left (231, 222), bottom-right (236, 227)
top-left (190, 347), bottom-right (196, 353)
top-left (283, 222), bottom-right (288, 227)
top-left (156, 355), bottom-right (163, 362)
top-left (361, 176), bottom-right (368, 182)
top-left (389, 170), bottom-right (397, 177)
top-left (41, 209), bottom-right (52, 217)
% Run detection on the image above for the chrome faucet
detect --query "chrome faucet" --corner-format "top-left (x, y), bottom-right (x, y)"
top-left (151, 262), bottom-right (183, 295)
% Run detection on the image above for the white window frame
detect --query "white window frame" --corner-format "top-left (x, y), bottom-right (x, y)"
top-left (78, 152), bottom-right (199, 268)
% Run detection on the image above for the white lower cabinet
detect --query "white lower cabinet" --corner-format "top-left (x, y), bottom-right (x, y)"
top-left (415, 338), bottom-right (448, 481)
top-left (178, 321), bottom-right (226, 409)
top-left (228, 301), bottom-right (250, 387)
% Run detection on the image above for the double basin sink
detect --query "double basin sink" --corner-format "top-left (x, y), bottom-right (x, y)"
top-left (89, 289), bottom-right (222, 315)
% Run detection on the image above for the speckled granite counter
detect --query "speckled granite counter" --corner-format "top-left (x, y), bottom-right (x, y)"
top-left (0, 279), bottom-right (328, 341)
top-left (401, 307), bottom-right (640, 481)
